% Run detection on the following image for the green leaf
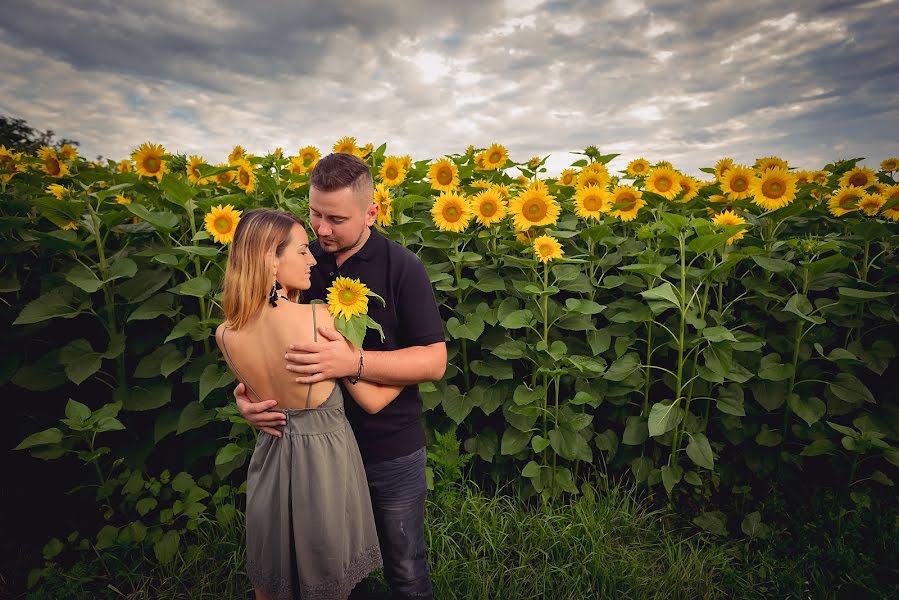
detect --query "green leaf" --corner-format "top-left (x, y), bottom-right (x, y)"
top-left (15, 428), bottom-right (63, 450)
top-left (564, 298), bottom-right (606, 315)
top-left (640, 282), bottom-right (679, 308)
top-left (604, 352), bottom-right (640, 382)
top-left (800, 439), bottom-right (836, 457)
top-left (512, 384), bottom-right (544, 406)
top-left (783, 294), bottom-right (825, 324)
top-left (693, 511), bottom-right (728, 536)
top-left (751, 380), bottom-right (787, 411)
top-left (470, 360), bottom-right (513, 380)
top-left (136, 498), bottom-right (158, 516)
top-left (165, 315), bottom-right (202, 343)
top-left (703, 326), bottom-right (737, 343)
top-left (107, 258), bottom-right (138, 282)
top-left (499, 309), bottom-right (534, 330)
top-left (123, 384), bottom-right (172, 411)
top-left (135, 344), bottom-right (182, 378)
top-left (153, 531), bottom-right (180, 564)
top-left (159, 173), bottom-right (198, 207)
top-left (661, 464), bottom-right (682, 496)
top-left (463, 428), bottom-right (498, 462)
top-left (755, 426), bottom-right (782, 447)
top-left (648, 401), bottom-right (683, 437)
top-left (13, 288), bottom-right (82, 325)
top-left (521, 461), bottom-right (542, 478)
top-left (788, 394), bottom-right (826, 426)
top-left (716, 384), bottom-right (746, 416)
top-left (688, 232), bottom-right (732, 254)
top-left (758, 353), bottom-right (793, 381)
top-left (566, 355), bottom-right (606, 375)
top-left (199, 363), bottom-right (234, 402)
top-left (446, 315), bottom-right (485, 341)
top-left (215, 443), bottom-right (245, 466)
top-left (170, 276), bottom-right (212, 298)
top-left (500, 428), bottom-right (531, 455)
top-left (622, 416), bottom-right (648, 445)
top-left (686, 433), bottom-right (715, 470)
top-left (804, 254), bottom-right (850, 276)
top-left (42, 538), bottom-right (64, 560)
top-left (829, 373), bottom-right (874, 404)
top-left (177, 401), bottom-right (215, 435)
top-left (548, 428), bottom-right (592, 462)
top-left (65, 264), bottom-right (103, 293)
top-left (126, 204), bottom-right (180, 232)
top-left (531, 435), bottom-right (550, 453)
top-left (491, 340), bottom-right (527, 360)
top-left (630, 456), bottom-right (652, 484)
top-left (751, 255), bottom-right (794, 274)
top-left (741, 512), bottom-right (769, 540)
top-left (128, 293), bottom-right (178, 321)
top-left (65, 352), bottom-right (103, 385)
top-left (442, 386), bottom-right (472, 424)
top-left (65, 399), bottom-right (91, 423)
top-left (838, 287), bottom-right (893, 300)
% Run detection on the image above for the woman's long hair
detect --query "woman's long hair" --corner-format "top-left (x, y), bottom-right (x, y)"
top-left (222, 209), bottom-right (306, 329)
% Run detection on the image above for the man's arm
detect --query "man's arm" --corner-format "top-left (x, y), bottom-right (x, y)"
top-left (233, 382), bottom-right (287, 438)
top-left (285, 325), bottom-right (446, 386)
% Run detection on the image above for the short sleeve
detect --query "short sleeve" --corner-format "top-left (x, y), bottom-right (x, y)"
top-left (395, 251), bottom-right (445, 347)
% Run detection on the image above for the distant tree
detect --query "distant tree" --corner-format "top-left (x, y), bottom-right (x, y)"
top-left (0, 114), bottom-right (79, 154)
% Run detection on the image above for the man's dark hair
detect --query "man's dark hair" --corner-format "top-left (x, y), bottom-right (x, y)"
top-left (310, 153), bottom-right (373, 195)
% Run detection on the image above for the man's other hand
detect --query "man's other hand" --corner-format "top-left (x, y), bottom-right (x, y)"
top-left (234, 382), bottom-right (285, 438)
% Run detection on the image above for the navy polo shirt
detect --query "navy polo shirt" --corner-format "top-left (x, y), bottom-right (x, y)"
top-left (306, 227), bottom-right (445, 464)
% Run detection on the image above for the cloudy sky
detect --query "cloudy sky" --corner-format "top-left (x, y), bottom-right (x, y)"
top-left (1, 0), bottom-right (897, 176)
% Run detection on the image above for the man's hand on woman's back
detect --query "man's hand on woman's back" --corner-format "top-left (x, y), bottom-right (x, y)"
top-left (234, 382), bottom-right (287, 438)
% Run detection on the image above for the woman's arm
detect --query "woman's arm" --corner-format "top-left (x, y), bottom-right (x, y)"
top-left (340, 379), bottom-right (403, 414)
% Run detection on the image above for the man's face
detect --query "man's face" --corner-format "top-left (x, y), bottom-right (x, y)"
top-left (309, 185), bottom-right (376, 258)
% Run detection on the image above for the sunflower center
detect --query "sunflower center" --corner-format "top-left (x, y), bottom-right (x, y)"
top-left (0, 156), bottom-right (12, 171)
top-left (489, 151), bottom-right (502, 164)
top-left (524, 199), bottom-right (547, 221)
top-left (45, 157), bottom-right (61, 176)
top-left (840, 194), bottom-right (860, 208)
top-left (145, 157), bottom-right (160, 173)
top-left (443, 204), bottom-right (462, 222)
top-left (215, 217), bottom-right (231, 233)
top-left (656, 177), bottom-right (671, 192)
top-left (562, 175), bottom-right (573, 185)
top-left (437, 167), bottom-right (453, 185)
top-left (480, 201), bottom-right (496, 216)
top-left (762, 179), bottom-right (785, 198)
top-left (848, 173), bottom-right (868, 187)
top-left (582, 194), bottom-right (603, 211)
top-left (731, 176), bottom-right (749, 192)
top-left (538, 243), bottom-right (553, 256)
top-left (240, 170), bottom-right (250, 186)
top-left (386, 166), bottom-right (397, 179)
top-left (615, 193), bottom-right (636, 209)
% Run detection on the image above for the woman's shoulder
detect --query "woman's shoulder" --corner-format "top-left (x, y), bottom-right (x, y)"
top-left (275, 301), bottom-right (334, 325)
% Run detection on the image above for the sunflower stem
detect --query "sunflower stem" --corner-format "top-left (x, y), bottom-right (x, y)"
top-left (453, 239), bottom-right (469, 391)
top-left (186, 198), bottom-right (212, 355)
top-left (670, 234), bottom-right (688, 467)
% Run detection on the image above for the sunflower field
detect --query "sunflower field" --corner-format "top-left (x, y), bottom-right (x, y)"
top-left (3, 139), bottom-right (899, 588)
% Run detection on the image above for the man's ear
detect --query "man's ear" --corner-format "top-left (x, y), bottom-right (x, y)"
top-left (365, 201), bottom-right (378, 227)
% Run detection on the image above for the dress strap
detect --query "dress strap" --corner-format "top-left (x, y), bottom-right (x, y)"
top-left (220, 328), bottom-right (266, 404)
top-left (304, 305), bottom-right (318, 409)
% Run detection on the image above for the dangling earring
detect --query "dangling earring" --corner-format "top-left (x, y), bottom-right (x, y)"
top-left (269, 279), bottom-right (287, 307)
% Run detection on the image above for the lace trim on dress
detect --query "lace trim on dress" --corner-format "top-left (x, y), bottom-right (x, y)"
top-left (247, 543), bottom-right (382, 600)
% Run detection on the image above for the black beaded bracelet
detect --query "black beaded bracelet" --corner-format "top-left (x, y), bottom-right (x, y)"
top-left (347, 350), bottom-right (364, 384)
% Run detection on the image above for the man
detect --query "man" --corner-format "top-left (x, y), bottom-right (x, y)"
top-left (234, 152), bottom-right (447, 599)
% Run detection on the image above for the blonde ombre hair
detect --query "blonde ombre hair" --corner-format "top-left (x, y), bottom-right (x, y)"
top-left (222, 209), bottom-right (306, 329)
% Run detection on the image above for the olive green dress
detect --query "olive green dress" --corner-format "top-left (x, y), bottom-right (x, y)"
top-left (220, 308), bottom-right (381, 599)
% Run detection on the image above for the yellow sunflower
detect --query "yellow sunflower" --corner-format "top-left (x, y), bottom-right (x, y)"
top-left (880, 157), bottom-right (898, 172)
top-left (508, 187), bottom-right (560, 231)
top-left (720, 165), bottom-right (755, 200)
top-left (573, 185), bottom-right (610, 221)
top-left (751, 167), bottom-right (798, 211)
top-left (0, 145), bottom-right (22, 181)
top-left (491, 183), bottom-right (511, 199)
top-left (427, 157), bottom-right (459, 192)
top-left (37, 146), bottom-right (69, 178)
top-left (470, 188), bottom-right (508, 226)
top-left (470, 178), bottom-right (492, 189)
top-left (754, 156), bottom-right (789, 172)
top-left (714, 157), bottom-right (734, 181)
top-left (118, 159), bottom-right (132, 173)
top-left (58, 144), bottom-right (79, 162)
top-left (711, 210), bottom-right (748, 245)
top-left (627, 158), bottom-right (651, 177)
top-left (528, 156), bottom-right (542, 170)
top-left (532, 234), bottom-right (564, 264)
top-left (298, 146), bottom-right (320, 172)
top-left (859, 193), bottom-right (885, 216)
top-left (431, 190), bottom-right (472, 232)
top-left (114, 194), bottom-right (131, 205)
top-left (46, 183), bottom-right (66, 200)
top-left (288, 157), bottom-right (306, 177)
top-left (557, 168), bottom-right (578, 186)
top-left (131, 142), bottom-right (167, 181)
top-left (228, 145), bottom-right (246, 165)
top-left (214, 164), bottom-right (236, 185)
top-left (235, 159), bottom-right (257, 194)
top-left (794, 170), bottom-right (811, 185)
top-left (401, 155), bottom-right (412, 170)
top-left (708, 194), bottom-right (731, 204)
top-left (359, 143), bottom-right (373, 159)
top-left (514, 175), bottom-right (530, 187)
top-left (379, 156), bottom-right (407, 187)
top-left (608, 185), bottom-right (646, 221)
top-left (827, 186), bottom-right (864, 217)
top-left (272, 147), bottom-right (283, 159)
top-left (333, 136), bottom-right (358, 155)
top-left (810, 170), bottom-right (829, 186)
top-left (204, 204), bottom-right (242, 244)
top-left (374, 183), bottom-right (393, 227)
top-left (577, 163), bottom-right (610, 189)
top-left (673, 175), bottom-right (700, 203)
top-left (326, 277), bottom-right (370, 320)
top-left (480, 143), bottom-right (508, 170)
top-left (645, 167), bottom-right (682, 200)
top-left (61, 221), bottom-right (79, 231)
top-left (186, 155), bottom-right (207, 184)
top-left (838, 166), bottom-right (876, 189)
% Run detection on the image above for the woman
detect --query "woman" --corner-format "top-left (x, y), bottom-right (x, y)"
top-left (214, 209), bottom-right (397, 600)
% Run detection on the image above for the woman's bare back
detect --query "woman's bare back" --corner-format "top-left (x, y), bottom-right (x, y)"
top-left (215, 303), bottom-right (338, 409)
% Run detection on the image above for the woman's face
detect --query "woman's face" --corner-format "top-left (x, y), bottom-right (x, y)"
top-left (273, 223), bottom-right (317, 292)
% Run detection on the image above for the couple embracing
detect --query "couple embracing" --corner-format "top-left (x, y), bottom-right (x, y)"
top-left (215, 152), bottom-right (446, 599)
